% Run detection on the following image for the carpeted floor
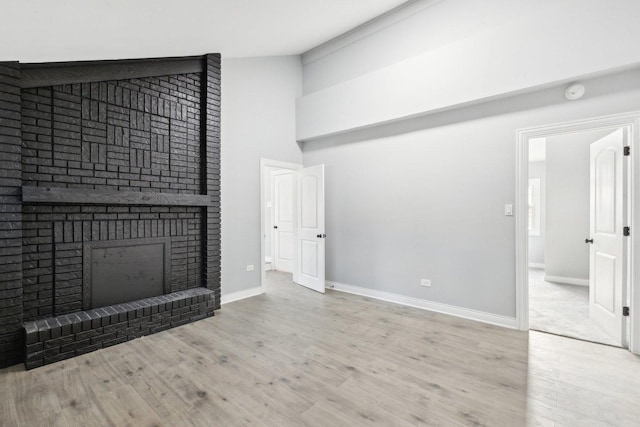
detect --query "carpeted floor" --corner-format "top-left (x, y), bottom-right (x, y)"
top-left (528, 268), bottom-right (619, 346)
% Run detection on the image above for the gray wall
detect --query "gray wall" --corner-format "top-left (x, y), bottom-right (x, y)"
top-left (302, 69), bottom-right (640, 318)
top-left (528, 161), bottom-right (545, 266)
top-left (544, 129), bottom-right (613, 282)
top-left (221, 56), bottom-right (302, 297)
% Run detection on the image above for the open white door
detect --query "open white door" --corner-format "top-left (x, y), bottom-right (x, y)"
top-left (273, 170), bottom-right (294, 273)
top-left (294, 164), bottom-right (325, 293)
top-left (588, 129), bottom-right (626, 344)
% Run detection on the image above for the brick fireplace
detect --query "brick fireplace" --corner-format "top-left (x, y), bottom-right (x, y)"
top-left (0, 55), bottom-right (221, 369)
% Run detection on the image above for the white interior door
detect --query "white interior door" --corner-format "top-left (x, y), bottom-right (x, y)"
top-left (588, 128), bottom-right (626, 344)
top-left (273, 170), bottom-right (294, 273)
top-left (295, 164), bottom-right (325, 293)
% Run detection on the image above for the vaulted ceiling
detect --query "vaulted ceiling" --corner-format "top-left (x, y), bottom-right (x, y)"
top-left (1, 0), bottom-right (410, 62)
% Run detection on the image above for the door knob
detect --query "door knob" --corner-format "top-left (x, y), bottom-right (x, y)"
top-left (274, 225), bottom-right (278, 229)
top-left (316, 234), bottom-right (322, 238)
top-left (585, 238), bottom-right (593, 244)
top-left (322, 234), bottom-right (327, 238)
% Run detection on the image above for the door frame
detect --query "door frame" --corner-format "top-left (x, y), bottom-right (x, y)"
top-left (260, 158), bottom-right (302, 291)
top-left (515, 111), bottom-right (640, 354)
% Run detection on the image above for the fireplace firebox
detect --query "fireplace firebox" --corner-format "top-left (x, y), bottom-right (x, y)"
top-left (84, 237), bottom-right (171, 309)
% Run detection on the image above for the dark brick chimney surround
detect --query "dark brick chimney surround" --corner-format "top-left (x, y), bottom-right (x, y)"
top-left (0, 54), bottom-right (221, 369)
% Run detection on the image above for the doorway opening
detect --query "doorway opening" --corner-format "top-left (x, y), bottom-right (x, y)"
top-left (527, 129), bottom-right (625, 346)
top-left (260, 159), bottom-right (301, 292)
top-left (516, 112), bottom-right (640, 355)
top-left (266, 168), bottom-right (296, 274)
top-left (259, 159), bottom-right (326, 295)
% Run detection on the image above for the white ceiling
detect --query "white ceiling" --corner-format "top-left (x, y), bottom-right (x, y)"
top-left (1, 0), bottom-right (410, 63)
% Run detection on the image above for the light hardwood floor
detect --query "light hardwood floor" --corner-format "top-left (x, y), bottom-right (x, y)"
top-left (1, 271), bottom-right (639, 426)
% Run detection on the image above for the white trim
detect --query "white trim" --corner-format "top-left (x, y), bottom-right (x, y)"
top-left (327, 281), bottom-right (518, 329)
top-left (221, 287), bottom-right (264, 305)
top-left (516, 119), bottom-right (529, 332)
top-left (528, 177), bottom-right (541, 236)
top-left (528, 262), bottom-right (545, 269)
top-left (302, 0), bottom-right (442, 65)
top-left (516, 111), bottom-right (640, 355)
top-left (543, 275), bottom-right (589, 287)
top-left (260, 158), bottom-right (303, 295)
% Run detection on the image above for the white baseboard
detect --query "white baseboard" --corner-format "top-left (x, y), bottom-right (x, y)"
top-left (544, 275), bottom-right (589, 286)
top-left (221, 286), bottom-right (264, 304)
top-left (528, 262), bottom-right (545, 269)
top-left (326, 281), bottom-right (518, 329)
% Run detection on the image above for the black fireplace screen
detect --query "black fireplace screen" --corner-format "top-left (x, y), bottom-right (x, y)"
top-left (83, 237), bottom-right (171, 309)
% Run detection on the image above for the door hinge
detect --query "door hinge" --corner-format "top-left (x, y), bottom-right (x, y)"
top-left (624, 146), bottom-right (631, 156)
top-left (623, 306), bottom-right (630, 317)
top-left (624, 226), bottom-right (631, 236)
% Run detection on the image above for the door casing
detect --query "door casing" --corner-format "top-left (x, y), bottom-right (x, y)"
top-left (515, 112), bottom-right (640, 354)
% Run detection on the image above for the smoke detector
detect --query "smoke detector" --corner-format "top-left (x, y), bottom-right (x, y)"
top-left (565, 83), bottom-right (585, 100)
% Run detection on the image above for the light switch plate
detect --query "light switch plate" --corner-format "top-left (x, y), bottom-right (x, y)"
top-left (504, 204), bottom-right (513, 216)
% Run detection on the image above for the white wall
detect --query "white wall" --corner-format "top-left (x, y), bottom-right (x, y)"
top-left (544, 129), bottom-right (613, 283)
top-left (302, 69), bottom-right (640, 318)
top-left (297, 0), bottom-right (640, 141)
top-left (528, 161), bottom-right (545, 267)
top-left (221, 56), bottom-right (302, 296)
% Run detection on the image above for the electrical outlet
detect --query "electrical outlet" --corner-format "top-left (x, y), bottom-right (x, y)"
top-left (420, 279), bottom-right (431, 287)
top-left (246, 265), bottom-right (254, 272)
